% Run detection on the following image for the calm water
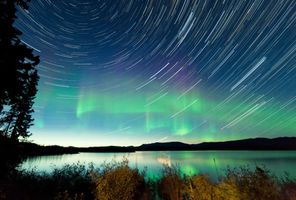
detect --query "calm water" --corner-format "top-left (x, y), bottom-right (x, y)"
top-left (21, 151), bottom-right (296, 180)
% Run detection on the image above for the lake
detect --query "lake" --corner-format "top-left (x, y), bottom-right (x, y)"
top-left (21, 151), bottom-right (296, 180)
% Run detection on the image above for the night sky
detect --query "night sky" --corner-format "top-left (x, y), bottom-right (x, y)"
top-left (15, 0), bottom-right (296, 146)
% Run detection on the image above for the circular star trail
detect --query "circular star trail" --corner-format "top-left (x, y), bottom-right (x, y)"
top-left (15, 0), bottom-right (296, 146)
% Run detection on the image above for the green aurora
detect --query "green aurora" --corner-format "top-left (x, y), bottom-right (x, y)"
top-left (31, 79), bottom-right (296, 146)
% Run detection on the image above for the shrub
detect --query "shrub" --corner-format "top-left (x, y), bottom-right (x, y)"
top-left (185, 174), bottom-right (214, 200)
top-left (92, 159), bottom-right (150, 200)
top-left (1, 163), bottom-right (94, 200)
top-left (213, 177), bottom-right (241, 200)
top-left (158, 165), bottom-right (186, 200)
top-left (280, 175), bottom-right (296, 200)
top-left (226, 166), bottom-right (281, 200)
top-left (50, 163), bottom-right (92, 197)
top-left (185, 174), bottom-right (240, 200)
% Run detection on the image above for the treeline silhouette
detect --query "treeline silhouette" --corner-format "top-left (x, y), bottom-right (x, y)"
top-left (0, 0), bottom-right (39, 141)
top-left (0, 0), bottom-right (39, 179)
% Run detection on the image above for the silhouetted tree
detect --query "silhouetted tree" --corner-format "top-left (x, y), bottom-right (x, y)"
top-left (0, 0), bottom-right (39, 140)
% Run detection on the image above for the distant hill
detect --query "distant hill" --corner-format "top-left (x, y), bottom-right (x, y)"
top-left (79, 146), bottom-right (135, 153)
top-left (137, 142), bottom-right (189, 151)
top-left (191, 137), bottom-right (296, 150)
top-left (136, 137), bottom-right (296, 151)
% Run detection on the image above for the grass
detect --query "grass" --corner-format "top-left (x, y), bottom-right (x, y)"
top-left (0, 160), bottom-right (296, 200)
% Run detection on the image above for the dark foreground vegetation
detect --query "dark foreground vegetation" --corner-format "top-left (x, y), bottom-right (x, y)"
top-left (1, 159), bottom-right (296, 200)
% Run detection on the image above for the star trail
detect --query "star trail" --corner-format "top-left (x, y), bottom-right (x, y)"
top-left (15, 0), bottom-right (296, 146)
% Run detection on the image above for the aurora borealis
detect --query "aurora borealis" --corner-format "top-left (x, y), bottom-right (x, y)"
top-left (15, 0), bottom-right (296, 146)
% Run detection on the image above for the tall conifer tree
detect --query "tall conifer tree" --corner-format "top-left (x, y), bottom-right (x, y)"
top-left (0, 0), bottom-right (39, 140)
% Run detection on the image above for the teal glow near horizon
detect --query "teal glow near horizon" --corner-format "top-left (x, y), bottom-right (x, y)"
top-left (30, 79), bottom-right (296, 147)
top-left (14, 0), bottom-right (296, 146)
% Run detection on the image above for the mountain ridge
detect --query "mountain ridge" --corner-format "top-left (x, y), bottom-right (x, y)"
top-left (136, 137), bottom-right (296, 151)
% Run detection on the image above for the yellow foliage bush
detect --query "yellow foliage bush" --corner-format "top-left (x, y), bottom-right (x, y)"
top-left (185, 175), bottom-right (213, 200)
top-left (214, 178), bottom-right (241, 200)
top-left (185, 175), bottom-right (240, 200)
top-left (91, 159), bottom-right (149, 200)
top-left (158, 165), bottom-right (185, 200)
top-left (227, 167), bottom-right (281, 200)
